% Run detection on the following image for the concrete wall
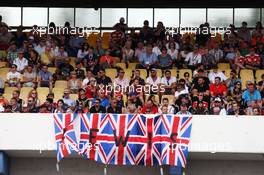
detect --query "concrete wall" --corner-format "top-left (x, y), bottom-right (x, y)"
top-left (10, 158), bottom-right (264, 175)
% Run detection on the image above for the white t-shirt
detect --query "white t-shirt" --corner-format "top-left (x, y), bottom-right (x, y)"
top-left (161, 76), bottom-right (177, 86)
top-left (185, 52), bottom-right (202, 66)
top-left (6, 71), bottom-right (21, 83)
top-left (208, 71), bottom-right (227, 83)
top-left (168, 49), bottom-right (178, 60)
top-left (77, 49), bottom-right (88, 59)
top-left (34, 45), bottom-right (46, 55)
top-left (13, 57), bottom-right (28, 72)
top-left (114, 77), bottom-right (129, 88)
top-left (174, 89), bottom-right (189, 99)
top-left (146, 76), bottom-right (161, 86)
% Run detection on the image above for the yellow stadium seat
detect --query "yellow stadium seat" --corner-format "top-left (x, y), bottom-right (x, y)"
top-left (178, 69), bottom-right (192, 80)
top-left (0, 62), bottom-right (8, 68)
top-left (0, 68), bottom-right (10, 82)
top-left (124, 69), bottom-right (133, 79)
top-left (217, 63), bottom-right (230, 70)
top-left (116, 63), bottom-right (126, 70)
top-left (20, 87), bottom-right (34, 101)
top-left (240, 69), bottom-right (254, 89)
top-left (161, 95), bottom-right (175, 105)
top-left (169, 69), bottom-right (177, 77)
top-left (219, 69), bottom-right (231, 78)
top-left (52, 87), bottom-right (64, 102)
top-left (55, 80), bottom-right (68, 88)
top-left (137, 69), bottom-right (148, 80)
top-left (128, 63), bottom-right (138, 69)
top-left (48, 67), bottom-right (57, 74)
top-left (256, 70), bottom-right (264, 83)
top-left (105, 68), bottom-right (117, 79)
top-left (37, 87), bottom-right (50, 104)
top-left (3, 87), bottom-right (18, 101)
top-left (157, 69), bottom-right (163, 77)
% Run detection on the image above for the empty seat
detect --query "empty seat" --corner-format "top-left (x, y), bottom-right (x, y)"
top-left (128, 63), bottom-right (138, 69)
top-left (255, 70), bottom-right (264, 83)
top-left (70, 94), bottom-right (78, 101)
top-left (116, 63), bottom-right (126, 70)
top-left (37, 87), bottom-right (50, 104)
top-left (124, 69), bottom-right (133, 79)
top-left (169, 69), bottom-right (177, 77)
top-left (3, 87), bottom-right (18, 101)
top-left (240, 69), bottom-right (254, 89)
top-left (0, 68), bottom-right (10, 82)
top-left (217, 63), bottom-right (230, 70)
top-left (156, 69), bottom-right (163, 77)
top-left (52, 87), bottom-right (64, 102)
top-left (20, 87), bottom-right (33, 101)
top-left (54, 80), bottom-right (68, 88)
top-left (0, 62), bottom-right (8, 68)
top-left (48, 67), bottom-right (57, 74)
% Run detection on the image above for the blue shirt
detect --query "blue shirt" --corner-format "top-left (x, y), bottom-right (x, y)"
top-left (139, 52), bottom-right (157, 65)
top-left (92, 98), bottom-right (110, 108)
top-left (242, 89), bottom-right (261, 105)
top-left (38, 70), bottom-right (52, 81)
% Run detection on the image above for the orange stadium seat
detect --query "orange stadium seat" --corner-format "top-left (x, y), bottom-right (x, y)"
top-left (105, 68), bottom-right (117, 79)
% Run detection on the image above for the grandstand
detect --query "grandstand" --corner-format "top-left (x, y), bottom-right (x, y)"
top-left (1, 4), bottom-right (264, 175)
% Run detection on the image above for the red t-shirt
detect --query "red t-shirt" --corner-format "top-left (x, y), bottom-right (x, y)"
top-left (192, 101), bottom-right (208, 109)
top-left (141, 105), bottom-right (159, 114)
top-left (100, 56), bottom-right (114, 65)
top-left (245, 54), bottom-right (261, 66)
top-left (209, 83), bottom-right (227, 97)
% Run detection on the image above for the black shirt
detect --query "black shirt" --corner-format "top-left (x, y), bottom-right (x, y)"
top-left (89, 105), bottom-right (106, 113)
top-left (107, 106), bottom-right (122, 114)
top-left (96, 76), bottom-right (112, 85)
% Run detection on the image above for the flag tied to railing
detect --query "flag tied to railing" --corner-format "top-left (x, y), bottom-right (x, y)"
top-left (54, 113), bottom-right (193, 168)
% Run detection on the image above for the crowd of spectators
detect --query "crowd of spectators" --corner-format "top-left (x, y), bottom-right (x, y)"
top-left (0, 15), bottom-right (264, 115)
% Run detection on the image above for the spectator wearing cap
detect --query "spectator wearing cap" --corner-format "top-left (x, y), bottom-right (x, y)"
top-left (242, 81), bottom-right (262, 107)
top-left (38, 64), bottom-right (53, 90)
top-left (157, 46), bottom-right (173, 69)
top-left (161, 70), bottom-right (177, 95)
top-left (62, 88), bottom-right (75, 107)
top-left (89, 98), bottom-right (106, 113)
top-left (146, 68), bottom-right (161, 86)
top-left (226, 70), bottom-right (241, 92)
top-left (141, 99), bottom-right (159, 114)
top-left (13, 49), bottom-right (28, 73)
top-left (176, 103), bottom-right (191, 115)
top-left (184, 46), bottom-right (202, 70)
top-left (208, 66), bottom-right (227, 83)
top-left (138, 44), bottom-right (157, 70)
top-left (68, 71), bottom-right (82, 94)
top-left (244, 47), bottom-right (261, 70)
top-left (7, 42), bottom-right (18, 65)
top-left (6, 64), bottom-right (21, 89)
top-left (209, 97), bottom-right (226, 115)
top-left (34, 39), bottom-right (46, 55)
top-left (209, 77), bottom-right (227, 98)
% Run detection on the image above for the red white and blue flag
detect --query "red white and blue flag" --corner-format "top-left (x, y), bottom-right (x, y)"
top-left (53, 113), bottom-right (79, 162)
top-left (78, 114), bottom-right (193, 168)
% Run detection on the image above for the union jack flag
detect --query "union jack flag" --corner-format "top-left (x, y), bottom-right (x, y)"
top-left (54, 113), bottom-right (79, 162)
top-left (79, 113), bottom-right (192, 168)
